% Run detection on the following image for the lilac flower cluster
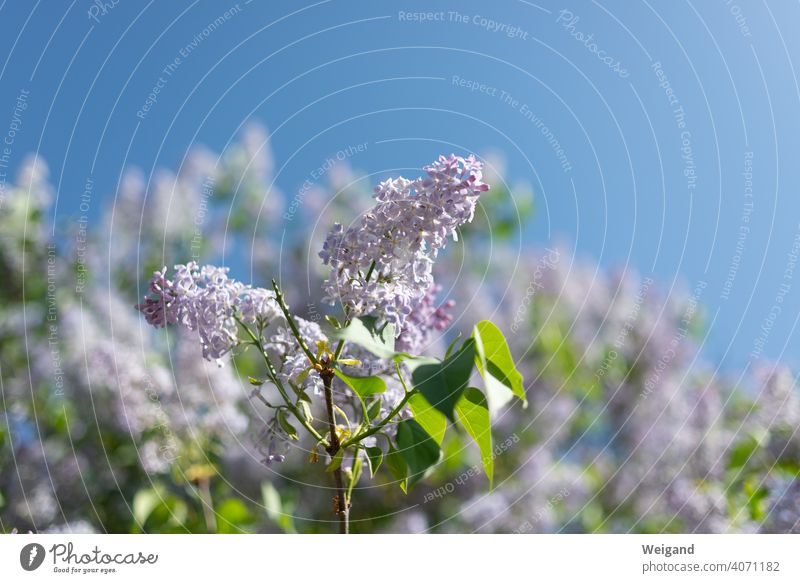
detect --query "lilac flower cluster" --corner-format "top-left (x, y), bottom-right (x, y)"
top-left (395, 284), bottom-right (455, 353)
top-left (136, 262), bottom-right (281, 360)
top-left (319, 154), bottom-right (488, 330)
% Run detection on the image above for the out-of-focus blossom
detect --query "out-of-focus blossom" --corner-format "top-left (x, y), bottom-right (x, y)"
top-left (761, 478), bottom-right (800, 533)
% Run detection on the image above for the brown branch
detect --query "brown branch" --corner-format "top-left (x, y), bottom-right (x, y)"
top-left (321, 366), bottom-right (349, 534)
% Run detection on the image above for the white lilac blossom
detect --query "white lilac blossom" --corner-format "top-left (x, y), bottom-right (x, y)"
top-left (319, 154), bottom-right (488, 330)
top-left (136, 262), bottom-right (281, 361)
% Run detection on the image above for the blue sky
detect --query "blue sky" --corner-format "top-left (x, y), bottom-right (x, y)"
top-left (1, 0), bottom-right (799, 370)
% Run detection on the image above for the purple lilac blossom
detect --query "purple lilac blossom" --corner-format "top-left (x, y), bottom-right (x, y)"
top-left (395, 283), bottom-right (455, 353)
top-left (136, 262), bottom-right (281, 361)
top-left (319, 154), bottom-right (488, 330)
top-left (761, 477), bottom-right (800, 533)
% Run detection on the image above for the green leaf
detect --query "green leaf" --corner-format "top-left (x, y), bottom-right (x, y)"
top-left (132, 487), bottom-right (164, 526)
top-left (444, 333), bottom-right (463, 359)
top-left (130, 487), bottom-right (186, 532)
top-left (365, 446), bottom-right (383, 477)
top-left (277, 409), bottom-right (299, 440)
top-left (216, 498), bottom-right (253, 533)
top-left (411, 339), bottom-right (475, 422)
top-left (334, 370), bottom-right (387, 416)
top-left (261, 481), bottom-right (281, 519)
top-left (334, 316), bottom-right (397, 359)
top-left (744, 476), bottom-right (769, 521)
top-left (261, 482), bottom-right (296, 534)
top-left (326, 448), bottom-right (344, 473)
top-left (295, 368), bottom-right (312, 385)
top-left (347, 459), bottom-right (363, 502)
top-left (402, 356), bottom-right (441, 375)
top-left (298, 400), bottom-right (313, 423)
top-left (408, 393), bottom-right (447, 445)
top-left (455, 387), bottom-right (494, 489)
top-left (337, 359), bottom-right (362, 366)
top-left (396, 418), bottom-right (441, 487)
top-left (366, 397), bottom-right (383, 421)
top-left (727, 430), bottom-right (768, 470)
top-left (384, 444), bottom-right (408, 493)
top-left (472, 320), bottom-right (526, 413)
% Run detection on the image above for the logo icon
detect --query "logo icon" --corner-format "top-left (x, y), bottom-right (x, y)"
top-left (20, 543), bottom-right (46, 571)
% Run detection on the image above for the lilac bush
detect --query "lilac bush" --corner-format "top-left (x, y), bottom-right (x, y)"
top-left (136, 154), bottom-right (523, 533)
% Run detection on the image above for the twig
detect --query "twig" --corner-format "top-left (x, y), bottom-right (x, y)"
top-left (322, 369), bottom-right (349, 534)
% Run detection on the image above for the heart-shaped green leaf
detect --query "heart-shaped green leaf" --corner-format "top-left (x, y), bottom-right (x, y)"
top-left (412, 339), bottom-right (475, 422)
top-left (472, 320), bottom-right (526, 413)
top-left (365, 446), bottom-right (383, 477)
top-left (455, 387), bottom-right (494, 489)
top-left (408, 392), bottom-right (447, 445)
top-left (396, 418), bottom-right (441, 487)
top-left (334, 370), bottom-right (386, 417)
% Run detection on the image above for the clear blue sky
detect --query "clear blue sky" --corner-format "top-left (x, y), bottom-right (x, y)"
top-left (1, 0), bottom-right (799, 371)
